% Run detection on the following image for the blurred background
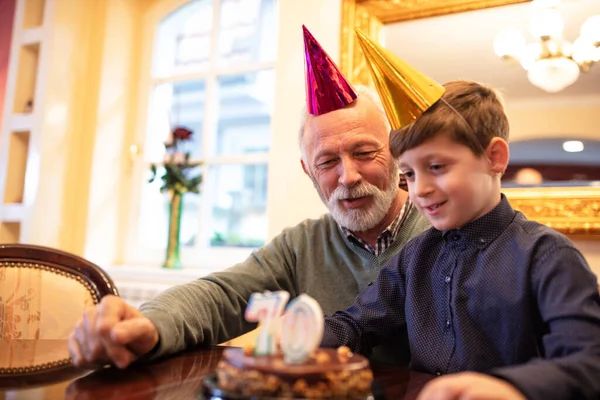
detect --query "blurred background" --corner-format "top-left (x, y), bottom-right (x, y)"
top-left (0, 0), bottom-right (598, 304)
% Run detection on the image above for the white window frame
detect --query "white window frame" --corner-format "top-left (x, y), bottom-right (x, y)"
top-left (124, 0), bottom-right (276, 270)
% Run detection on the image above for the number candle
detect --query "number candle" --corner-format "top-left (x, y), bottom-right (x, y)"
top-left (280, 294), bottom-right (324, 363)
top-left (245, 291), bottom-right (289, 356)
top-left (245, 291), bottom-right (324, 363)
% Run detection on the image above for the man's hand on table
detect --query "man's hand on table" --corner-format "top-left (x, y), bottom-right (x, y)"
top-left (417, 372), bottom-right (526, 400)
top-left (69, 295), bottom-right (159, 369)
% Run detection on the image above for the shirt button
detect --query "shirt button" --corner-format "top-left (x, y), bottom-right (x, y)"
top-left (445, 319), bottom-right (451, 327)
top-left (435, 371), bottom-right (442, 376)
top-left (444, 276), bottom-right (451, 283)
top-left (452, 235), bottom-right (460, 241)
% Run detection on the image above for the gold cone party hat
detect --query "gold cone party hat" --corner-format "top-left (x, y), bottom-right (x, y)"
top-left (354, 27), bottom-right (445, 130)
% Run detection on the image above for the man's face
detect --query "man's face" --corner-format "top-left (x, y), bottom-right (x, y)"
top-left (398, 134), bottom-right (499, 231)
top-left (301, 98), bottom-right (399, 232)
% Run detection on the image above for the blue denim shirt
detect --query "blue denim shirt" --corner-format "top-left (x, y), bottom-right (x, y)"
top-left (322, 195), bottom-right (600, 400)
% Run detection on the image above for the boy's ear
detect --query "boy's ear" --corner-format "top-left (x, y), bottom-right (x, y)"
top-left (485, 138), bottom-right (510, 175)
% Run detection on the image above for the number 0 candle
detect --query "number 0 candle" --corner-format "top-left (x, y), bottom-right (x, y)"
top-left (280, 294), bottom-right (324, 363)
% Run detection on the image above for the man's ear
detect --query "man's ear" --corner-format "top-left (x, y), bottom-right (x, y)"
top-left (301, 158), bottom-right (310, 177)
top-left (485, 137), bottom-right (509, 175)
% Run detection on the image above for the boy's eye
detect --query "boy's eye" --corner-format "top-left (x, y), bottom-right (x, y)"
top-left (401, 171), bottom-right (414, 179)
top-left (430, 164), bottom-right (445, 172)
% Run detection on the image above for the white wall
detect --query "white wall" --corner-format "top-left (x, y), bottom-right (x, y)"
top-left (84, 0), bottom-right (142, 265)
top-left (265, 0), bottom-right (338, 239)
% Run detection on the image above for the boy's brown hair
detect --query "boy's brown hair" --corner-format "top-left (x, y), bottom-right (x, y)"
top-left (390, 80), bottom-right (509, 158)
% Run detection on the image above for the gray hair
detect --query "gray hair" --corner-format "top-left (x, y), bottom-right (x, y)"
top-left (298, 85), bottom-right (390, 167)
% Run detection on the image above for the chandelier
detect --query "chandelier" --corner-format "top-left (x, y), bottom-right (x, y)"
top-left (493, 0), bottom-right (600, 93)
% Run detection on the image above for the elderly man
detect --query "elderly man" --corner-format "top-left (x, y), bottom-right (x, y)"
top-left (69, 26), bottom-right (430, 369)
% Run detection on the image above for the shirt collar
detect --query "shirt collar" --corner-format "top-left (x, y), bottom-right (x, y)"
top-left (341, 199), bottom-right (410, 244)
top-left (442, 194), bottom-right (516, 249)
top-left (387, 199), bottom-right (409, 239)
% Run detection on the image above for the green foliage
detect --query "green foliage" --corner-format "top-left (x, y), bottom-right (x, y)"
top-left (149, 163), bottom-right (203, 195)
top-left (148, 126), bottom-right (203, 195)
top-left (210, 231), bottom-right (264, 248)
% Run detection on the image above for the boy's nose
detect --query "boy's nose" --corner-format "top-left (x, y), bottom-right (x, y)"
top-left (414, 176), bottom-right (433, 198)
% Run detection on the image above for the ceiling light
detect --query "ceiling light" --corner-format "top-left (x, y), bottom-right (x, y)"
top-left (527, 58), bottom-right (580, 93)
top-left (494, 1), bottom-right (599, 92)
top-left (580, 15), bottom-right (600, 44)
top-left (562, 140), bottom-right (584, 152)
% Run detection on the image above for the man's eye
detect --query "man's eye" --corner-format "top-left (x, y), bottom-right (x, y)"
top-left (356, 151), bottom-right (375, 158)
top-left (318, 159), bottom-right (336, 167)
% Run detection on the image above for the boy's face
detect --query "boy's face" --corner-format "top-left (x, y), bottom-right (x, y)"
top-left (398, 134), bottom-right (506, 231)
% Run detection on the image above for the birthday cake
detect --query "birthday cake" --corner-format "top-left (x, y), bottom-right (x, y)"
top-left (212, 291), bottom-right (373, 399)
top-left (216, 346), bottom-right (373, 398)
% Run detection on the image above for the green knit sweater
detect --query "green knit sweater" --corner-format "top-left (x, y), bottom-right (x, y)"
top-left (140, 205), bottom-right (430, 362)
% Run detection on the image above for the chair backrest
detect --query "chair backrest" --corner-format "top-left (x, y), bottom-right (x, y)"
top-left (0, 244), bottom-right (118, 379)
top-left (0, 244), bottom-right (118, 340)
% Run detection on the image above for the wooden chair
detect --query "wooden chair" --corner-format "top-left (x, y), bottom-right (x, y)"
top-left (0, 244), bottom-right (118, 378)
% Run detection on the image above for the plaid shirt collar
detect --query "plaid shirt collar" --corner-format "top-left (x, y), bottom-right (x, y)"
top-left (342, 199), bottom-right (411, 256)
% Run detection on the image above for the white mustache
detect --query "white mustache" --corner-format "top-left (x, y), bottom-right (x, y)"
top-left (329, 183), bottom-right (378, 203)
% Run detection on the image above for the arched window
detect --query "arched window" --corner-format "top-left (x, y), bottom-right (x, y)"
top-left (127, 0), bottom-right (278, 268)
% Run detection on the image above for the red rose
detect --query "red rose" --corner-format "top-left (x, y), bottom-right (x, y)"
top-left (173, 127), bottom-right (193, 141)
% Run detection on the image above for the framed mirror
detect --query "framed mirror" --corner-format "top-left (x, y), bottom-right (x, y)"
top-left (340, 0), bottom-right (600, 235)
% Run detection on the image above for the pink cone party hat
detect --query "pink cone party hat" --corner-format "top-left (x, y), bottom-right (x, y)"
top-left (303, 25), bottom-right (357, 115)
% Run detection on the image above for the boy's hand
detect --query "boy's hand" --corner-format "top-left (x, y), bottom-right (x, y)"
top-left (416, 372), bottom-right (526, 400)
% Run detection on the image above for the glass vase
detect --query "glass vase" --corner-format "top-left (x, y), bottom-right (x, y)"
top-left (163, 190), bottom-right (183, 269)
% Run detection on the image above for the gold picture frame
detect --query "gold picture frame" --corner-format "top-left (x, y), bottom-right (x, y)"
top-left (340, 0), bottom-right (600, 236)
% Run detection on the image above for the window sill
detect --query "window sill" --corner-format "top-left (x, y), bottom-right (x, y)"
top-left (102, 265), bottom-right (214, 308)
top-left (104, 246), bottom-right (256, 307)
top-left (103, 265), bottom-right (213, 285)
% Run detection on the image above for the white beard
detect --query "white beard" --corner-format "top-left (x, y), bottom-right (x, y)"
top-left (312, 161), bottom-right (400, 232)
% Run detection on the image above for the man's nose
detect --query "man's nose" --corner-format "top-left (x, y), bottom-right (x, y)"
top-left (338, 158), bottom-right (362, 188)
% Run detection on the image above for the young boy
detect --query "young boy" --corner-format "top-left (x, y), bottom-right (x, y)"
top-left (320, 81), bottom-right (600, 400)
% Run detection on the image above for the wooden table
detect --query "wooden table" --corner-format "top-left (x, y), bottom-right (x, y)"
top-left (0, 340), bottom-right (434, 399)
